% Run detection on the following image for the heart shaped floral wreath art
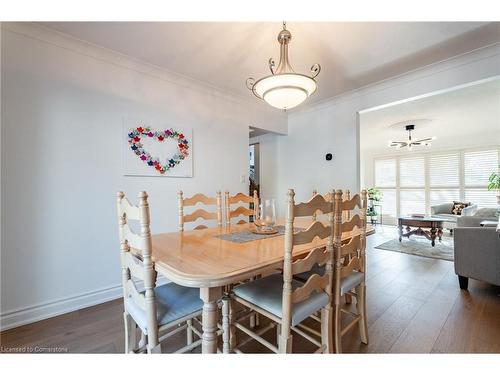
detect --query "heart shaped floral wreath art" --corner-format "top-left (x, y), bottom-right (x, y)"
top-left (127, 126), bottom-right (190, 174)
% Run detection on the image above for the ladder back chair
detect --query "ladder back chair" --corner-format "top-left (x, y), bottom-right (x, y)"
top-left (311, 189), bottom-right (350, 222)
top-left (332, 189), bottom-right (368, 353)
top-left (117, 191), bottom-right (203, 353)
top-left (178, 190), bottom-right (223, 339)
top-left (311, 189), bottom-right (333, 221)
top-left (293, 189), bottom-right (334, 283)
top-left (223, 189), bottom-right (334, 353)
top-left (297, 189), bottom-right (351, 286)
top-left (224, 190), bottom-right (260, 328)
top-left (224, 190), bottom-right (259, 225)
top-left (178, 191), bottom-right (222, 231)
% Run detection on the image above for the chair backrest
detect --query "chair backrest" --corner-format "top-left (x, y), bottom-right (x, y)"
top-left (117, 191), bottom-right (159, 344)
top-left (342, 190), bottom-right (351, 222)
top-left (333, 189), bottom-right (368, 303)
top-left (281, 189), bottom-right (334, 334)
top-left (311, 189), bottom-right (349, 221)
top-left (225, 190), bottom-right (259, 225)
top-left (178, 191), bottom-right (223, 231)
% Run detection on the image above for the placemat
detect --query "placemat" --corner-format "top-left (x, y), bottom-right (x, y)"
top-left (216, 225), bottom-right (300, 243)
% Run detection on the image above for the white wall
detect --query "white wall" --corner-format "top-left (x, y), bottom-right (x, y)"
top-left (275, 44), bottom-right (500, 214)
top-left (0, 23), bottom-right (285, 329)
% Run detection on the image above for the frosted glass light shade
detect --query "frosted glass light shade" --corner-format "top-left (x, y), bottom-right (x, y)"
top-left (252, 73), bottom-right (317, 110)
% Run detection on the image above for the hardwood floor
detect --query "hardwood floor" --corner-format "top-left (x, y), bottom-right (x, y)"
top-left (1, 226), bottom-right (499, 353)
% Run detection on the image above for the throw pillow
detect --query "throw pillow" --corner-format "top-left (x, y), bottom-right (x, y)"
top-left (452, 201), bottom-right (470, 215)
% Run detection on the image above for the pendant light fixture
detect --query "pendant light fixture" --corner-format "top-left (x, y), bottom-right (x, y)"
top-left (246, 22), bottom-right (321, 110)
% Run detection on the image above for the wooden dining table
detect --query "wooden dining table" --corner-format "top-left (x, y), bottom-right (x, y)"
top-left (151, 218), bottom-right (374, 353)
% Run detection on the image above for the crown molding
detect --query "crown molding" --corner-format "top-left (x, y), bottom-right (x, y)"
top-left (1, 22), bottom-right (283, 117)
top-left (5, 22), bottom-right (498, 127)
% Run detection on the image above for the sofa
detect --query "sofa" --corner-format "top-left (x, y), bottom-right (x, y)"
top-left (456, 207), bottom-right (498, 227)
top-left (430, 202), bottom-right (478, 230)
top-left (454, 220), bottom-right (500, 290)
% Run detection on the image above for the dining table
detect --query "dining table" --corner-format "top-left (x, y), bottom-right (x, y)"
top-left (150, 218), bottom-right (375, 353)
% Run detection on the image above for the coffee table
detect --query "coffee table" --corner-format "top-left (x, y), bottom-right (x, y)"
top-left (398, 216), bottom-right (449, 247)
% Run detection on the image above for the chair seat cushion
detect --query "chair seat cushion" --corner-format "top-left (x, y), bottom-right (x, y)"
top-left (293, 264), bottom-right (325, 282)
top-left (233, 274), bottom-right (329, 327)
top-left (341, 272), bottom-right (364, 295)
top-left (125, 282), bottom-right (203, 332)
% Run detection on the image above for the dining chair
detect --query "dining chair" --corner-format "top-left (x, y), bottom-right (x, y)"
top-left (332, 189), bottom-right (368, 353)
top-left (311, 189), bottom-right (349, 221)
top-left (296, 189), bottom-right (334, 283)
top-left (117, 191), bottom-right (204, 353)
top-left (224, 190), bottom-right (260, 328)
top-left (178, 190), bottom-right (223, 342)
top-left (342, 190), bottom-right (351, 221)
top-left (224, 190), bottom-right (259, 225)
top-left (311, 189), bottom-right (332, 221)
top-left (297, 190), bottom-right (351, 286)
top-left (178, 191), bottom-right (222, 231)
top-left (222, 189), bottom-right (334, 353)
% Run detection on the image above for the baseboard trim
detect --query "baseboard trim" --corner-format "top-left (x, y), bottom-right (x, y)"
top-left (0, 276), bottom-right (170, 332)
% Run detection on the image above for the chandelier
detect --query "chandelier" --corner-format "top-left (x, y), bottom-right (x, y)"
top-left (246, 22), bottom-right (321, 110)
top-left (388, 125), bottom-right (436, 150)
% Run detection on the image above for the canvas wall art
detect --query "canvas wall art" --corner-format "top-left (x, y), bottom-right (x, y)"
top-left (123, 119), bottom-right (193, 177)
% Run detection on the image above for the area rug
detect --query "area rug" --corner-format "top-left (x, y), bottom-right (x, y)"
top-left (375, 236), bottom-right (454, 261)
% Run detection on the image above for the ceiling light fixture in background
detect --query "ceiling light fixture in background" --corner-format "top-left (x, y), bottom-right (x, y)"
top-left (388, 124), bottom-right (436, 150)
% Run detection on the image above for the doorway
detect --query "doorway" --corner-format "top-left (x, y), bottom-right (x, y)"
top-left (359, 78), bottom-right (500, 227)
top-left (249, 143), bottom-right (260, 198)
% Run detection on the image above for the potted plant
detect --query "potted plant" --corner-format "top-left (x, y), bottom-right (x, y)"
top-left (367, 187), bottom-right (383, 202)
top-left (366, 206), bottom-right (378, 217)
top-left (367, 188), bottom-right (383, 223)
top-left (487, 168), bottom-right (500, 205)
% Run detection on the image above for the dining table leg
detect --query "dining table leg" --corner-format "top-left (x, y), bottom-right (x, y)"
top-left (200, 286), bottom-right (222, 354)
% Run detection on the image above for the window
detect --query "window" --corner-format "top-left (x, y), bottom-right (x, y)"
top-left (429, 152), bottom-right (461, 210)
top-left (429, 153), bottom-right (460, 187)
top-left (400, 190), bottom-right (426, 216)
top-left (375, 159), bottom-right (396, 187)
top-left (399, 156), bottom-right (425, 187)
top-left (398, 156), bottom-right (425, 218)
top-left (464, 189), bottom-right (498, 208)
top-left (464, 149), bottom-right (498, 186)
top-left (379, 189), bottom-right (397, 224)
top-left (374, 159), bottom-right (397, 224)
top-left (464, 149), bottom-right (499, 208)
top-left (429, 189), bottom-right (460, 207)
top-left (373, 147), bottom-right (499, 224)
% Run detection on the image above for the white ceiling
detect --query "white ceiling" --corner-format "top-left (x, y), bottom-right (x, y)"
top-left (40, 22), bottom-right (500, 106)
top-left (360, 78), bottom-right (500, 155)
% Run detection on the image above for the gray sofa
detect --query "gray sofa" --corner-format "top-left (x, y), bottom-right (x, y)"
top-left (456, 208), bottom-right (498, 227)
top-left (431, 202), bottom-right (477, 230)
top-left (454, 221), bottom-right (500, 290)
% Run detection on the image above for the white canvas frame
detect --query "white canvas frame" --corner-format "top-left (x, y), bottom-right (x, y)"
top-left (122, 118), bottom-right (193, 178)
